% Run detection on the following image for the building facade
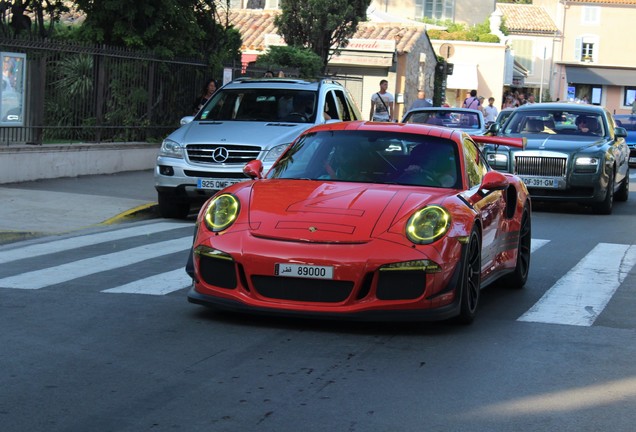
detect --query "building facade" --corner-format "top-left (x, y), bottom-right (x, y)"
top-left (227, 8), bottom-right (439, 120)
top-left (369, 0), bottom-right (497, 26)
top-left (535, 0), bottom-right (636, 113)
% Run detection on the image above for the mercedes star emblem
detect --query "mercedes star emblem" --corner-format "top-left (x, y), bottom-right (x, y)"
top-left (212, 147), bottom-right (229, 163)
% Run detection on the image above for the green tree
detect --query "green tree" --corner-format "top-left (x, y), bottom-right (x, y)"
top-left (0, 0), bottom-right (69, 37)
top-left (72, 0), bottom-right (240, 63)
top-left (255, 45), bottom-right (323, 78)
top-left (274, 0), bottom-right (371, 71)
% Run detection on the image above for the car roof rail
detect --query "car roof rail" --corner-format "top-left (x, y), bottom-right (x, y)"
top-left (230, 77), bottom-right (311, 85)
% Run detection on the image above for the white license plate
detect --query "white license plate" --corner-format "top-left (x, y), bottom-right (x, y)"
top-left (197, 178), bottom-right (243, 190)
top-left (629, 157), bottom-right (636, 164)
top-left (520, 177), bottom-right (558, 188)
top-left (275, 263), bottom-right (334, 280)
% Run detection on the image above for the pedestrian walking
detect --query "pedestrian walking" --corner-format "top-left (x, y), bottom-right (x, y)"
top-left (484, 97), bottom-right (498, 123)
top-left (409, 89), bottom-right (433, 110)
top-left (193, 78), bottom-right (217, 114)
top-left (369, 79), bottom-right (394, 122)
top-left (462, 90), bottom-right (480, 110)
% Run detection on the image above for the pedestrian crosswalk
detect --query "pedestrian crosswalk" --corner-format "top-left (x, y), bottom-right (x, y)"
top-left (0, 220), bottom-right (634, 327)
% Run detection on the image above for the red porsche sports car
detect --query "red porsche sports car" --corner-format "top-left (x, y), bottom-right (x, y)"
top-left (187, 121), bottom-right (530, 323)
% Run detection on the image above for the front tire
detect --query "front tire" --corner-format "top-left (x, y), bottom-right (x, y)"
top-left (455, 227), bottom-right (482, 325)
top-left (615, 168), bottom-right (629, 202)
top-left (593, 168), bottom-right (614, 215)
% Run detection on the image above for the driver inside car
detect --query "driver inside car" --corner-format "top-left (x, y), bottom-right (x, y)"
top-left (398, 143), bottom-right (458, 188)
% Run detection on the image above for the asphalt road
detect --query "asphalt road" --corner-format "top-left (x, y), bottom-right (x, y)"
top-left (1, 173), bottom-right (636, 431)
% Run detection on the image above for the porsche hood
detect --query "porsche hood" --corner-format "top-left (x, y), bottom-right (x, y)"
top-left (244, 180), bottom-right (448, 243)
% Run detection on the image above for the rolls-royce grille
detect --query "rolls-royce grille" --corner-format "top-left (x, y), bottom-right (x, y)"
top-left (187, 144), bottom-right (261, 164)
top-left (515, 156), bottom-right (567, 177)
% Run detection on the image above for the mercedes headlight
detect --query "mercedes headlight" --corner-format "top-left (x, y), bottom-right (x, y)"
top-left (159, 139), bottom-right (184, 158)
top-left (263, 144), bottom-right (289, 162)
top-left (406, 205), bottom-right (451, 245)
top-left (204, 194), bottom-right (240, 232)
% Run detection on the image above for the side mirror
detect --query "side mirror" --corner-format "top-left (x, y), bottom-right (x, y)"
top-left (480, 170), bottom-right (510, 191)
top-left (243, 160), bottom-right (264, 179)
top-left (487, 122), bottom-right (500, 134)
top-left (180, 116), bottom-right (194, 125)
top-left (615, 126), bottom-right (628, 139)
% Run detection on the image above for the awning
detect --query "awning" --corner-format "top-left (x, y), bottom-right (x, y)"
top-left (446, 63), bottom-right (478, 90)
top-left (565, 65), bottom-right (636, 86)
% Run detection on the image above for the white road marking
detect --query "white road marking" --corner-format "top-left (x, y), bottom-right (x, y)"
top-left (0, 221), bottom-right (192, 265)
top-left (531, 239), bottom-right (549, 253)
top-left (0, 237), bottom-right (192, 290)
top-left (102, 269), bottom-right (192, 296)
top-left (518, 243), bottom-right (636, 326)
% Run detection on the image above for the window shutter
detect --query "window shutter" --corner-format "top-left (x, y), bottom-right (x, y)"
top-left (574, 37), bottom-right (582, 61)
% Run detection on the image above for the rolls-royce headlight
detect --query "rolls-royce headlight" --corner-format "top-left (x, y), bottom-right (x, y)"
top-left (263, 144), bottom-right (289, 162)
top-left (575, 157), bottom-right (599, 166)
top-left (486, 152), bottom-right (509, 170)
top-left (406, 205), bottom-right (451, 245)
top-left (574, 156), bottom-right (600, 173)
top-left (159, 139), bottom-right (184, 158)
top-left (204, 194), bottom-right (240, 232)
top-left (487, 153), bottom-right (508, 164)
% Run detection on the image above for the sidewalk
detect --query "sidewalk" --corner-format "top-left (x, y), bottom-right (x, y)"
top-left (0, 170), bottom-right (160, 244)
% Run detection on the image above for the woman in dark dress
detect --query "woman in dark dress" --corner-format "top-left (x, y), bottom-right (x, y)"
top-left (193, 79), bottom-right (217, 114)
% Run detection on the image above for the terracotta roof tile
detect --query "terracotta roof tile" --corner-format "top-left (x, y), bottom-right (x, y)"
top-left (497, 4), bottom-right (558, 34)
top-left (228, 9), bottom-right (427, 54)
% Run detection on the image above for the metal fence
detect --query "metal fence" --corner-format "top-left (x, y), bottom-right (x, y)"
top-left (0, 38), bottom-right (211, 146)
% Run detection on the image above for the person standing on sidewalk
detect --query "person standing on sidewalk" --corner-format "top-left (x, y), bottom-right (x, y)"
top-left (409, 89), bottom-right (433, 110)
top-left (369, 79), bottom-right (394, 122)
top-left (462, 89), bottom-right (480, 110)
top-left (484, 97), bottom-right (498, 123)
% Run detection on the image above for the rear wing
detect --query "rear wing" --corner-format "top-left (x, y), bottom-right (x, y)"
top-left (472, 136), bottom-right (526, 149)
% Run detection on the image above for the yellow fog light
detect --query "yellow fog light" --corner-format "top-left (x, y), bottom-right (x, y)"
top-left (204, 194), bottom-right (240, 232)
top-left (406, 205), bottom-right (451, 245)
top-left (380, 259), bottom-right (442, 273)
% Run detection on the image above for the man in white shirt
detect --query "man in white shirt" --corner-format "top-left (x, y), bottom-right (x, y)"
top-left (369, 79), bottom-right (395, 122)
top-left (484, 97), bottom-right (498, 123)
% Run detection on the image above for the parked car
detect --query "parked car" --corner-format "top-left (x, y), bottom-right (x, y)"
top-left (494, 107), bottom-right (515, 128)
top-left (154, 78), bottom-right (362, 218)
top-left (187, 121), bottom-right (530, 324)
top-left (402, 107), bottom-right (488, 135)
top-left (614, 114), bottom-right (636, 166)
top-left (484, 102), bottom-right (629, 214)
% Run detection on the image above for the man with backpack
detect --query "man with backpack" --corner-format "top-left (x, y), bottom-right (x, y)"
top-left (463, 89), bottom-right (480, 110)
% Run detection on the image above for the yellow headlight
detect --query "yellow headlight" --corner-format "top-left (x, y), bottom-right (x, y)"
top-left (204, 194), bottom-right (240, 232)
top-left (406, 205), bottom-right (451, 244)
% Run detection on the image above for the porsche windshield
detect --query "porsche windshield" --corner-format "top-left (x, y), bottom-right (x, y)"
top-left (197, 89), bottom-right (318, 123)
top-left (268, 130), bottom-right (461, 188)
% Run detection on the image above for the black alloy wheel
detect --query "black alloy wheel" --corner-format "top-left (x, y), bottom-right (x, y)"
top-left (501, 204), bottom-right (531, 288)
top-left (455, 227), bottom-right (482, 325)
top-left (615, 167), bottom-right (630, 202)
top-left (593, 168), bottom-right (614, 215)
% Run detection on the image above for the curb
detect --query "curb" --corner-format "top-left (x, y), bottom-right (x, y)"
top-left (99, 202), bottom-right (159, 226)
top-left (0, 203), bottom-right (160, 246)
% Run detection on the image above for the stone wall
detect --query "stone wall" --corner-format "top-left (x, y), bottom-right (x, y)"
top-left (0, 142), bottom-right (159, 184)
